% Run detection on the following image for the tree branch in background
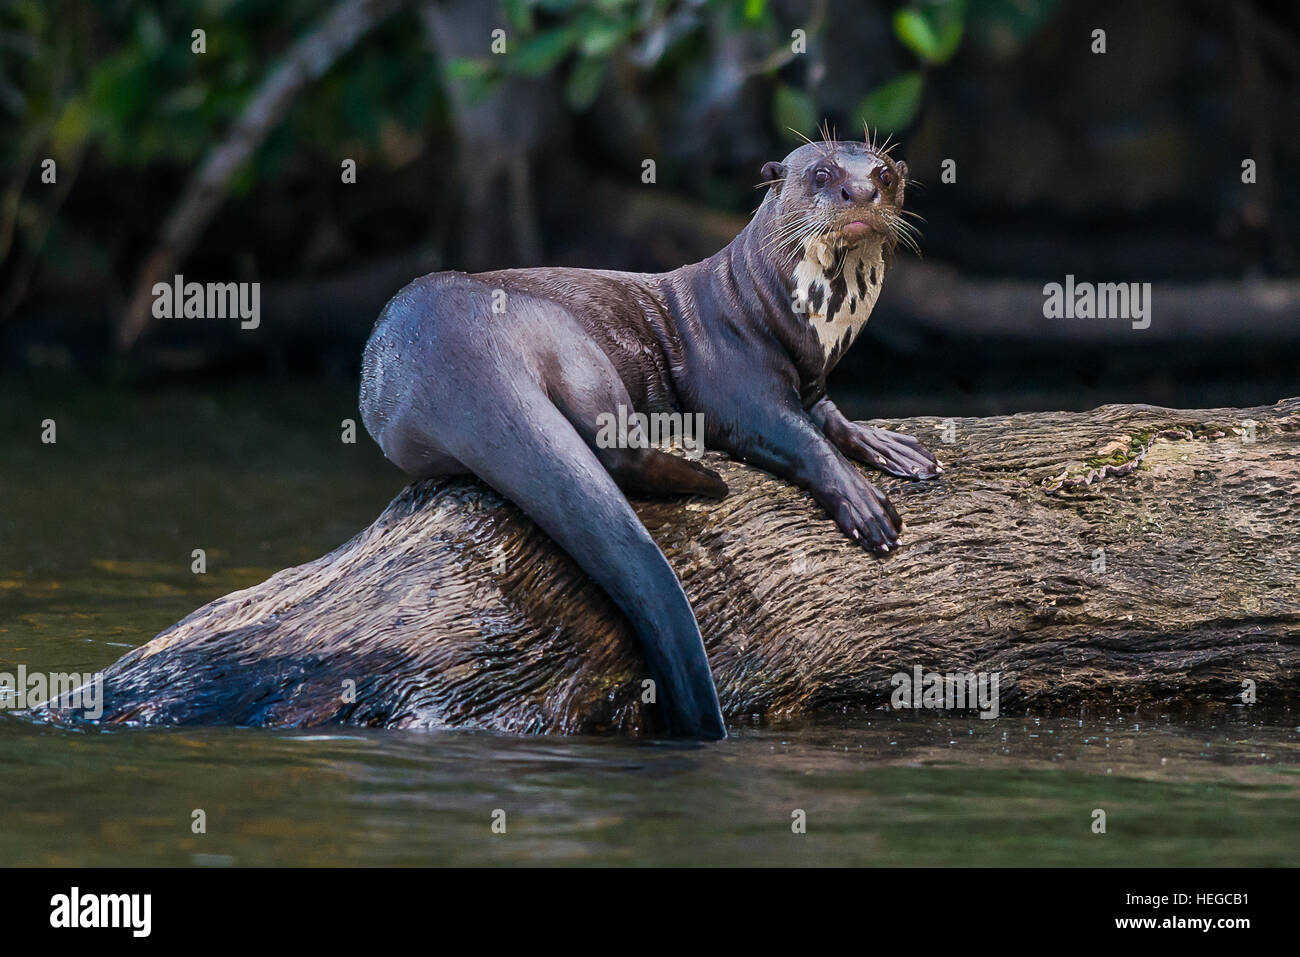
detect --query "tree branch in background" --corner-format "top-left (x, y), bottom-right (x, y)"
top-left (0, 142), bottom-right (84, 321)
top-left (118, 0), bottom-right (408, 351)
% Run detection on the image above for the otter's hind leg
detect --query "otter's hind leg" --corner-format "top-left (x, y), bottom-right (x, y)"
top-left (605, 447), bottom-right (728, 500)
top-left (547, 346), bottom-right (728, 500)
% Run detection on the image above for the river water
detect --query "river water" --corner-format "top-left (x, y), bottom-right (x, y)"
top-left (1, 384), bottom-right (1296, 866)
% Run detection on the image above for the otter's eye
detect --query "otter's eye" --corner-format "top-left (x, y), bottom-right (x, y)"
top-left (813, 168), bottom-right (831, 188)
top-left (878, 168), bottom-right (893, 188)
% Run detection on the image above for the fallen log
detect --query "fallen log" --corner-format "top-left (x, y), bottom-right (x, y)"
top-left (41, 398), bottom-right (1300, 733)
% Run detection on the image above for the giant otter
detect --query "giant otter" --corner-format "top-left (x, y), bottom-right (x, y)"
top-left (359, 134), bottom-right (940, 739)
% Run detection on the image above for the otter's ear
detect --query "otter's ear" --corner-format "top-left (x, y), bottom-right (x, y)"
top-left (894, 159), bottom-right (909, 203)
top-left (895, 160), bottom-right (909, 182)
top-left (760, 161), bottom-right (787, 191)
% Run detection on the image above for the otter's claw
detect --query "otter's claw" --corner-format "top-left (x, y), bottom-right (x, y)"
top-left (835, 424), bottom-right (941, 481)
top-left (818, 463), bottom-right (901, 556)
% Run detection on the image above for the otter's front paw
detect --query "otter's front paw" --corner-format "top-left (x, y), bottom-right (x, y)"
top-left (832, 423), bottom-right (942, 480)
top-left (816, 468), bottom-right (902, 555)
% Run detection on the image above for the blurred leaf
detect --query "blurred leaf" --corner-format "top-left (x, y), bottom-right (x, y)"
top-left (445, 56), bottom-right (497, 103)
top-left (446, 57), bottom-right (491, 80)
top-left (579, 19), bottom-right (627, 58)
top-left (50, 96), bottom-right (89, 157)
top-left (158, 83), bottom-right (206, 115)
top-left (501, 0), bottom-right (533, 32)
top-left (565, 54), bottom-right (605, 110)
top-left (855, 71), bottom-right (924, 131)
top-left (513, 24), bottom-right (581, 75)
top-left (894, 1), bottom-right (964, 65)
top-left (772, 83), bottom-right (817, 143)
top-left (894, 9), bottom-right (940, 60)
top-left (967, 0), bottom-right (1059, 58)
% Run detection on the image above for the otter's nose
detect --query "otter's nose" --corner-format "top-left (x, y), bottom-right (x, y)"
top-left (840, 180), bottom-right (879, 205)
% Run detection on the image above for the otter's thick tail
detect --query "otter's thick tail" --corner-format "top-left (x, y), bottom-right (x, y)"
top-left (440, 393), bottom-right (727, 739)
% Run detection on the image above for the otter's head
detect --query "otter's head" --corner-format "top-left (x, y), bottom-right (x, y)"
top-left (758, 136), bottom-right (917, 265)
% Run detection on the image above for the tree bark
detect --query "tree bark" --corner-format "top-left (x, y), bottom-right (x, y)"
top-left (52, 398), bottom-right (1300, 733)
